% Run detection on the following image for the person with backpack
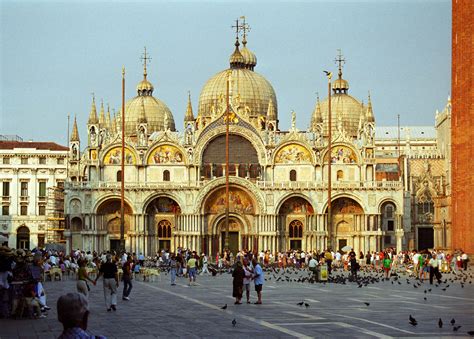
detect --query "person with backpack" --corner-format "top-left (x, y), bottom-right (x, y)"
top-left (429, 253), bottom-right (442, 284)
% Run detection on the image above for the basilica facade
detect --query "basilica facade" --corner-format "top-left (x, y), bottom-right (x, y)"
top-left (63, 28), bottom-right (435, 256)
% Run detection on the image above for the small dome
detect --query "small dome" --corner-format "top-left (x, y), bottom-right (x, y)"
top-left (137, 78), bottom-right (154, 95)
top-left (332, 78), bottom-right (349, 92)
top-left (240, 46), bottom-right (257, 70)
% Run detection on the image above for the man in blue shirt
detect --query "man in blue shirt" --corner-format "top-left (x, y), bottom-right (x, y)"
top-left (251, 258), bottom-right (264, 304)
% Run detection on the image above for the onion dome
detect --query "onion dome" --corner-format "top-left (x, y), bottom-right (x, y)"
top-left (123, 50), bottom-right (175, 135)
top-left (311, 56), bottom-right (372, 137)
top-left (240, 37), bottom-right (257, 70)
top-left (198, 35), bottom-right (277, 121)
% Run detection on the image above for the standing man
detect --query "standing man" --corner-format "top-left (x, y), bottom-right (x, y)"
top-left (187, 252), bottom-right (197, 286)
top-left (324, 249), bottom-right (333, 275)
top-left (251, 258), bottom-right (264, 304)
top-left (201, 253), bottom-right (210, 275)
top-left (95, 254), bottom-right (118, 311)
top-left (169, 253), bottom-right (178, 286)
top-left (429, 253), bottom-right (442, 285)
top-left (122, 257), bottom-right (133, 301)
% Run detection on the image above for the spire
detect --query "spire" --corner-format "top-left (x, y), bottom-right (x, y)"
top-left (240, 16), bottom-right (250, 47)
top-left (88, 94), bottom-right (98, 124)
top-left (335, 49), bottom-right (345, 79)
top-left (314, 93), bottom-right (322, 123)
top-left (137, 47), bottom-right (154, 96)
top-left (105, 104), bottom-right (112, 130)
top-left (70, 115), bottom-right (80, 141)
top-left (366, 91), bottom-right (375, 122)
top-left (98, 99), bottom-right (106, 126)
top-left (138, 97), bottom-right (147, 124)
top-left (266, 99), bottom-right (276, 120)
top-left (184, 91), bottom-right (195, 122)
top-left (141, 46), bottom-right (151, 80)
top-left (111, 110), bottom-right (117, 134)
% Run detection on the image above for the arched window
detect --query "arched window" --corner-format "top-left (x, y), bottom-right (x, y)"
top-left (385, 205), bottom-right (393, 218)
top-left (158, 220), bottom-right (172, 238)
top-left (337, 170), bottom-right (344, 181)
top-left (289, 170), bottom-right (297, 182)
top-left (163, 170), bottom-right (170, 182)
top-left (116, 170), bottom-right (122, 182)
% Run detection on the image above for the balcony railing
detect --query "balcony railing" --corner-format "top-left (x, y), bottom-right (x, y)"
top-left (19, 196), bottom-right (29, 203)
top-left (66, 179), bottom-right (402, 191)
top-left (1, 196), bottom-right (10, 203)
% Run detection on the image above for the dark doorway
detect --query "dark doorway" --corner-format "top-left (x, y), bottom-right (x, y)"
top-left (418, 227), bottom-right (434, 250)
top-left (221, 231), bottom-right (239, 254)
top-left (110, 239), bottom-right (121, 252)
top-left (159, 240), bottom-right (171, 252)
top-left (289, 239), bottom-right (302, 250)
top-left (338, 239), bottom-right (347, 251)
top-left (17, 226), bottom-right (30, 249)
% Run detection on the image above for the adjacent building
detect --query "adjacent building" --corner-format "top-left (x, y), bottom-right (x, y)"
top-left (0, 136), bottom-right (68, 249)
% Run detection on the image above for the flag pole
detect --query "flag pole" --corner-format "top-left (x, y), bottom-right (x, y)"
top-left (120, 67), bottom-right (126, 253)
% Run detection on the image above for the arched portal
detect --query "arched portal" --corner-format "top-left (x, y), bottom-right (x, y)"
top-left (278, 196), bottom-right (314, 251)
top-left (17, 226), bottom-right (30, 249)
top-left (330, 197), bottom-right (363, 251)
top-left (201, 134), bottom-right (260, 180)
top-left (145, 196), bottom-right (181, 254)
top-left (203, 185), bottom-right (256, 255)
top-left (96, 199), bottom-right (133, 252)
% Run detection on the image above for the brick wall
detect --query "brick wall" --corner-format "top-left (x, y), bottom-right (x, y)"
top-left (452, 0), bottom-right (474, 253)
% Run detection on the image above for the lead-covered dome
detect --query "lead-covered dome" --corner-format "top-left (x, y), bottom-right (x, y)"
top-left (198, 38), bottom-right (277, 120)
top-left (123, 70), bottom-right (175, 135)
top-left (312, 68), bottom-right (371, 137)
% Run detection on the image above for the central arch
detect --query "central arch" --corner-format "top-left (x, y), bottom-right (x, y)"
top-left (96, 199), bottom-right (133, 252)
top-left (328, 197), bottom-right (364, 251)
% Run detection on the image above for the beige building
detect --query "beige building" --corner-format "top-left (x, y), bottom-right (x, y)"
top-left (64, 29), bottom-right (418, 256)
top-left (0, 136), bottom-right (68, 249)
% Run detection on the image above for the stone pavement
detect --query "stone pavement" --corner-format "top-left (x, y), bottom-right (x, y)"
top-left (1, 268), bottom-right (474, 338)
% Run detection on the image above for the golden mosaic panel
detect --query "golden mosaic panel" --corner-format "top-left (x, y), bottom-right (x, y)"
top-left (103, 147), bottom-right (136, 165)
top-left (147, 145), bottom-right (184, 165)
top-left (275, 144), bottom-right (312, 164)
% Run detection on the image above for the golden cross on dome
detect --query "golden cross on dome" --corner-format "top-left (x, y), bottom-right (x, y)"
top-left (231, 18), bottom-right (242, 41)
top-left (140, 47), bottom-right (152, 78)
top-left (334, 49), bottom-right (345, 78)
top-left (239, 16), bottom-right (251, 45)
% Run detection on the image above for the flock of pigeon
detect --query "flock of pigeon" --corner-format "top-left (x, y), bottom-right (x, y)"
top-left (218, 266), bottom-right (474, 336)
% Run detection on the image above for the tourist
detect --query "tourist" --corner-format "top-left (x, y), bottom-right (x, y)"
top-left (251, 258), bottom-right (264, 304)
top-left (169, 253), bottom-right (178, 285)
top-left (122, 256), bottom-right (133, 301)
top-left (187, 252), bottom-right (197, 286)
top-left (95, 254), bottom-right (118, 311)
top-left (382, 252), bottom-right (392, 280)
top-left (308, 256), bottom-right (318, 279)
top-left (429, 253), bottom-right (442, 285)
top-left (461, 251), bottom-right (469, 271)
top-left (365, 251), bottom-right (371, 267)
top-left (324, 249), bottom-right (333, 275)
top-left (349, 250), bottom-right (359, 280)
top-left (77, 259), bottom-right (95, 299)
top-left (201, 253), bottom-right (210, 275)
top-left (57, 292), bottom-right (106, 339)
top-left (232, 261), bottom-right (244, 304)
top-left (243, 258), bottom-right (253, 304)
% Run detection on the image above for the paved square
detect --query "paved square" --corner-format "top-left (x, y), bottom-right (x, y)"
top-left (1, 269), bottom-right (473, 338)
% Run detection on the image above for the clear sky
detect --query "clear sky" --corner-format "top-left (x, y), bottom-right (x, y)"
top-left (0, 0), bottom-right (451, 145)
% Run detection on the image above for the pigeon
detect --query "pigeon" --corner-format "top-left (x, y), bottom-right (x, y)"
top-left (297, 301), bottom-right (304, 306)
top-left (409, 315), bottom-right (418, 326)
top-left (304, 303), bottom-right (310, 308)
top-left (451, 318), bottom-right (456, 326)
top-left (438, 318), bottom-right (443, 328)
top-left (232, 319), bottom-right (236, 327)
top-left (467, 330), bottom-right (474, 336)
top-left (424, 297), bottom-right (427, 301)
top-left (221, 304), bottom-right (227, 310)
top-left (413, 284), bottom-right (418, 288)
top-left (428, 288), bottom-right (432, 292)
top-left (424, 290), bottom-right (427, 294)
top-left (364, 302), bottom-right (370, 306)
top-left (454, 325), bottom-right (462, 332)
top-left (442, 288), bottom-right (447, 291)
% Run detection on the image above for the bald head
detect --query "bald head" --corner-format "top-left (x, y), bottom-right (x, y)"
top-left (57, 292), bottom-right (89, 330)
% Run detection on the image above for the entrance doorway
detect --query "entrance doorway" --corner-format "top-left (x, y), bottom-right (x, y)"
top-left (418, 227), bottom-right (434, 250)
top-left (158, 240), bottom-right (171, 252)
top-left (17, 226), bottom-right (30, 249)
top-left (338, 239), bottom-right (347, 251)
top-left (221, 231), bottom-right (239, 254)
top-left (110, 239), bottom-right (121, 252)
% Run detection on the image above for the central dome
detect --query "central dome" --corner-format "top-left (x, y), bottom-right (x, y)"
top-left (198, 39), bottom-right (277, 120)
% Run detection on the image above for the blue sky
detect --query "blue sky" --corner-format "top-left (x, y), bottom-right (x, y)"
top-left (0, 0), bottom-right (451, 144)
